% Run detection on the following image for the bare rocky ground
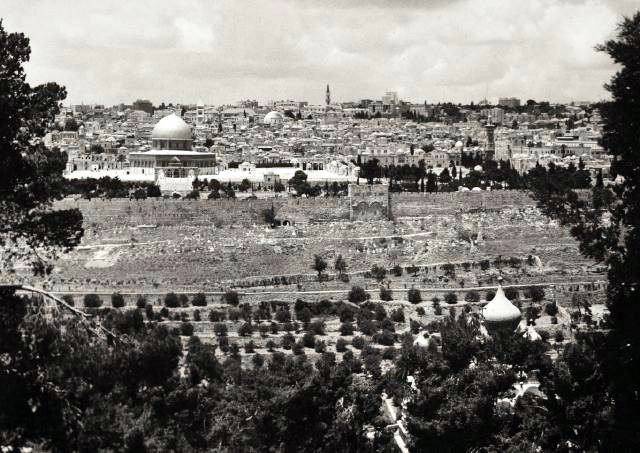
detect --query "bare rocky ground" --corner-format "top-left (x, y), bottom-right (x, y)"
top-left (22, 198), bottom-right (605, 366)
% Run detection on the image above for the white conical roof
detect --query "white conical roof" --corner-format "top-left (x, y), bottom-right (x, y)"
top-left (482, 286), bottom-right (521, 324)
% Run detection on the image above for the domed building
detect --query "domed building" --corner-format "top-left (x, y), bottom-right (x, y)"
top-left (482, 286), bottom-right (522, 334)
top-left (263, 110), bottom-right (284, 126)
top-left (128, 113), bottom-right (216, 178)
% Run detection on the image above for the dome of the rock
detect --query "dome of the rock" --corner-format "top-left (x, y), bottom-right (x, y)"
top-left (151, 113), bottom-right (192, 141)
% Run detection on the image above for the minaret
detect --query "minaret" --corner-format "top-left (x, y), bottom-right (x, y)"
top-left (485, 115), bottom-right (496, 161)
top-left (325, 84), bottom-right (331, 107)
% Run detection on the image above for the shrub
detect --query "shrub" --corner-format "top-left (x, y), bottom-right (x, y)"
top-left (525, 306), bottom-right (541, 325)
top-left (464, 290), bottom-right (480, 303)
top-left (554, 330), bottom-right (565, 343)
top-left (390, 308), bottom-right (405, 322)
top-left (339, 322), bottom-right (354, 336)
top-left (164, 292), bottom-right (179, 308)
top-left (374, 329), bottom-right (395, 346)
top-left (415, 307), bottom-right (425, 316)
top-left (308, 320), bottom-right (325, 335)
top-left (185, 189), bottom-right (200, 200)
top-left (545, 302), bottom-right (559, 316)
top-left (259, 323), bottom-right (270, 337)
top-left (193, 309), bottom-right (201, 322)
top-left (218, 336), bottom-right (229, 353)
top-left (84, 293), bottom-right (102, 308)
top-left (338, 305), bottom-right (355, 322)
top-left (266, 340), bottom-right (276, 352)
top-left (62, 294), bottom-right (75, 307)
top-left (441, 263), bottom-right (456, 278)
top-left (444, 292), bottom-right (458, 305)
top-left (238, 322), bottom-right (253, 336)
top-left (214, 323), bottom-right (228, 337)
top-left (406, 264), bottom-right (420, 276)
top-left (179, 294), bottom-right (189, 307)
top-left (551, 316), bottom-right (558, 325)
top-left (281, 333), bottom-right (295, 350)
top-left (252, 353), bottom-right (264, 368)
top-left (229, 343), bottom-right (240, 359)
top-left (192, 293), bottom-right (207, 307)
top-left (382, 347), bottom-right (397, 360)
top-left (292, 341), bottom-right (305, 355)
top-left (539, 330), bottom-right (551, 342)
top-left (228, 308), bottom-right (240, 322)
top-left (374, 304), bottom-right (387, 321)
top-left (239, 304), bottom-right (252, 322)
top-left (485, 290), bottom-right (496, 301)
top-left (348, 286), bottom-right (370, 304)
top-left (180, 322), bottom-right (194, 337)
top-left (351, 336), bottom-right (366, 349)
top-left (270, 322), bottom-right (279, 335)
top-left (297, 307), bottom-right (312, 323)
top-left (111, 292), bottom-right (125, 308)
top-left (504, 288), bottom-right (519, 300)
top-left (508, 257), bottom-right (522, 268)
top-left (145, 304), bottom-right (154, 320)
top-left (370, 264), bottom-right (387, 282)
top-left (135, 295), bottom-right (147, 309)
top-left (223, 290), bottom-right (240, 306)
top-left (528, 286), bottom-right (546, 303)
top-left (314, 340), bottom-right (327, 353)
top-left (379, 287), bottom-right (393, 301)
top-left (358, 318), bottom-right (378, 336)
top-left (480, 260), bottom-right (491, 271)
top-left (245, 340), bottom-right (256, 353)
top-left (336, 338), bottom-right (348, 352)
top-left (209, 310), bottom-right (225, 322)
top-left (275, 307), bottom-right (291, 323)
top-left (407, 288), bottom-right (422, 304)
top-left (302, 332), bottom-right (316, 348)
top-left (391, 264), bottom-right (403, 277)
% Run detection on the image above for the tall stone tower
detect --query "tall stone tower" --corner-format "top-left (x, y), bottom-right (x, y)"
top-left (325, 84), bottom-right (331, 107)
top-left (485, 116), bottom-right (496, 161)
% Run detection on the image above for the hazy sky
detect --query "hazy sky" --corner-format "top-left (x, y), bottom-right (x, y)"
top-left (2, 0), bottom-right (638, 106)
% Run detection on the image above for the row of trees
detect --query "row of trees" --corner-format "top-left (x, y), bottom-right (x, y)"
top-left (64, 177), bottom-right (161, 199)
top-left (357, 156), bottom-right (594, 193)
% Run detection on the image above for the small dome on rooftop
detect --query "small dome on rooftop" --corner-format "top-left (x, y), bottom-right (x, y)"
top-left (263, 111), bottom-right (284, 125)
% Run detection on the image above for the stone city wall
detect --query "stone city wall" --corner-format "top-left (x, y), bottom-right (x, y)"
top-left (56, 197), bottom-right (351, 228)
top-left (56, 189), bottom-right (560, 229)
top-left (391, 191), bottom-right (539, 218)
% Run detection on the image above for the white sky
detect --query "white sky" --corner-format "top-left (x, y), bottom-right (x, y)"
top-left (3, 0), bottom-right (638, 106)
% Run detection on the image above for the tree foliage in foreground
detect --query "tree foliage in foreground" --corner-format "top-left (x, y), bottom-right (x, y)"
top-left (0, 20), bottom-right (83, 275)
top-left (525, 11), bottom-right (640, 450)
top-left (0, 293), bottom-right (391, 451)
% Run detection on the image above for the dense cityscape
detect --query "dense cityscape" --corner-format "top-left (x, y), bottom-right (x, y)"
top-left (2, 2), bottom-right (640, 452)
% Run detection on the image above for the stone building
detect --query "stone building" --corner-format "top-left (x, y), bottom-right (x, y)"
top-left (349, 183), bottom-right (390, 221)
top-left (128, 113), bottom-right (216, 178)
